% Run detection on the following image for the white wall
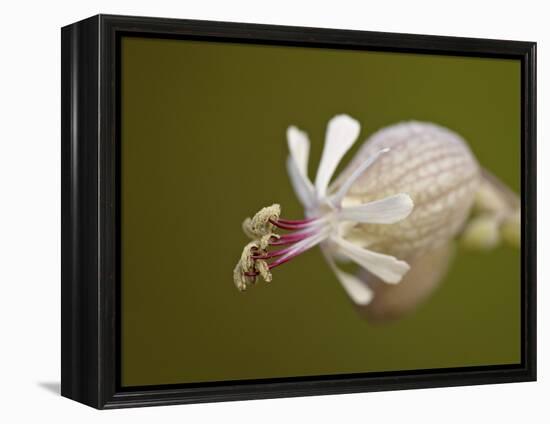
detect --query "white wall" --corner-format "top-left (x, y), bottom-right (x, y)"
top-left (0, 0), bottom-right (546, 422)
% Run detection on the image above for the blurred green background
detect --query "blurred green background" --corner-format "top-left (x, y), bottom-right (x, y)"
top-left (121, 36), bottom-right (521, 387)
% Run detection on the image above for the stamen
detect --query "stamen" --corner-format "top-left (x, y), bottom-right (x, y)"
top-left (276, 217), bottom-right (319, 225)
top-left (242, 248), bottom-right (310, 277)
top-left (242, 204), bottom-right (281, 238)
top-left (259, 233), bottom-right (278, 250)
top-left (255, 260), bottom-right (272, 282)
top-left (233, 263), bottom-right (256, 291)
top-left (269, 216), bottom-right (328, 234)
top-left (269, 218), bottom-right (321, 231)
top-left (264, 251), bottom-right (300, 270)
top-left (270, 231), bottom-right (316, 246)
top-left (240, 241), bottom-right (260, 273)
top-left (241, 228), bottom-right (330, 278)
top-left (271, 229), bottom-right (329, 266)
top-left (252, 244), bottom-right (296, 259)
top-left (234, 205), bottom-right (330, 288)
top-left (242, 217), bottom-right (256, 239)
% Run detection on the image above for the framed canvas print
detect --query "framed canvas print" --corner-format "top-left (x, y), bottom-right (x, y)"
top-left (61, 14), bottom-right (536, 409)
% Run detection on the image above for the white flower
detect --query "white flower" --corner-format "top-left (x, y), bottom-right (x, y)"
top-left (234, 114), bottom-right (414, 305)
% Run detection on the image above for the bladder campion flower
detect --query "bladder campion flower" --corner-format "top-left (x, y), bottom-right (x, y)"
top-left (233, 114), bottom-right (521, 319)
top-left (233, 115), bottom-right (414, 305)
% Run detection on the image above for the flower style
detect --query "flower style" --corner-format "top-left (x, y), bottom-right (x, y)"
top-left (233, 114), bottom-right (415, 305)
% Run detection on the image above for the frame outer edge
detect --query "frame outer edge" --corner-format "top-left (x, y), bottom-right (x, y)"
top-left (62, 13), bottom-right (537, 409)
top-left (61, 14), bottom-right (102, 409)
top-left (525, 41), bottom-right (537, 381)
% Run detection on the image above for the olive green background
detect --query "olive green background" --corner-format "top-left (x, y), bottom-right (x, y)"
top-left (121, 36), bottom-right (521, 387)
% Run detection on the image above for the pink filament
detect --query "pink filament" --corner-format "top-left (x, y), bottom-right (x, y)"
top-left (269, 219), bottom-right (315, 231)
top-left (276, 217), bottom-right (318, 225)
top-left (270, 231), bottom-right (315, 246)
top-left (245, 216), bottom-right (320, 277)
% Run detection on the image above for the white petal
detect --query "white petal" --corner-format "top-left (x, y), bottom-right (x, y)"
top-left (286, 157), bottom-right (316, 209)
top-left (287, 126), bottom-right (310, 177)
top-left (331, 236), bottom-right (410, 284)
top-left (321, 247), bottom-right (373, 305)
top-left (314, 115), bottom-right (360, 198)
top-left (339, 193), bottom-right (414, 224)
top-left (329, 148), bottom-right (389, 206)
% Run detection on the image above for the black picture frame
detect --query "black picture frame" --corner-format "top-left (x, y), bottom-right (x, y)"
top-left (61, 14), bottom-right (537, 409)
